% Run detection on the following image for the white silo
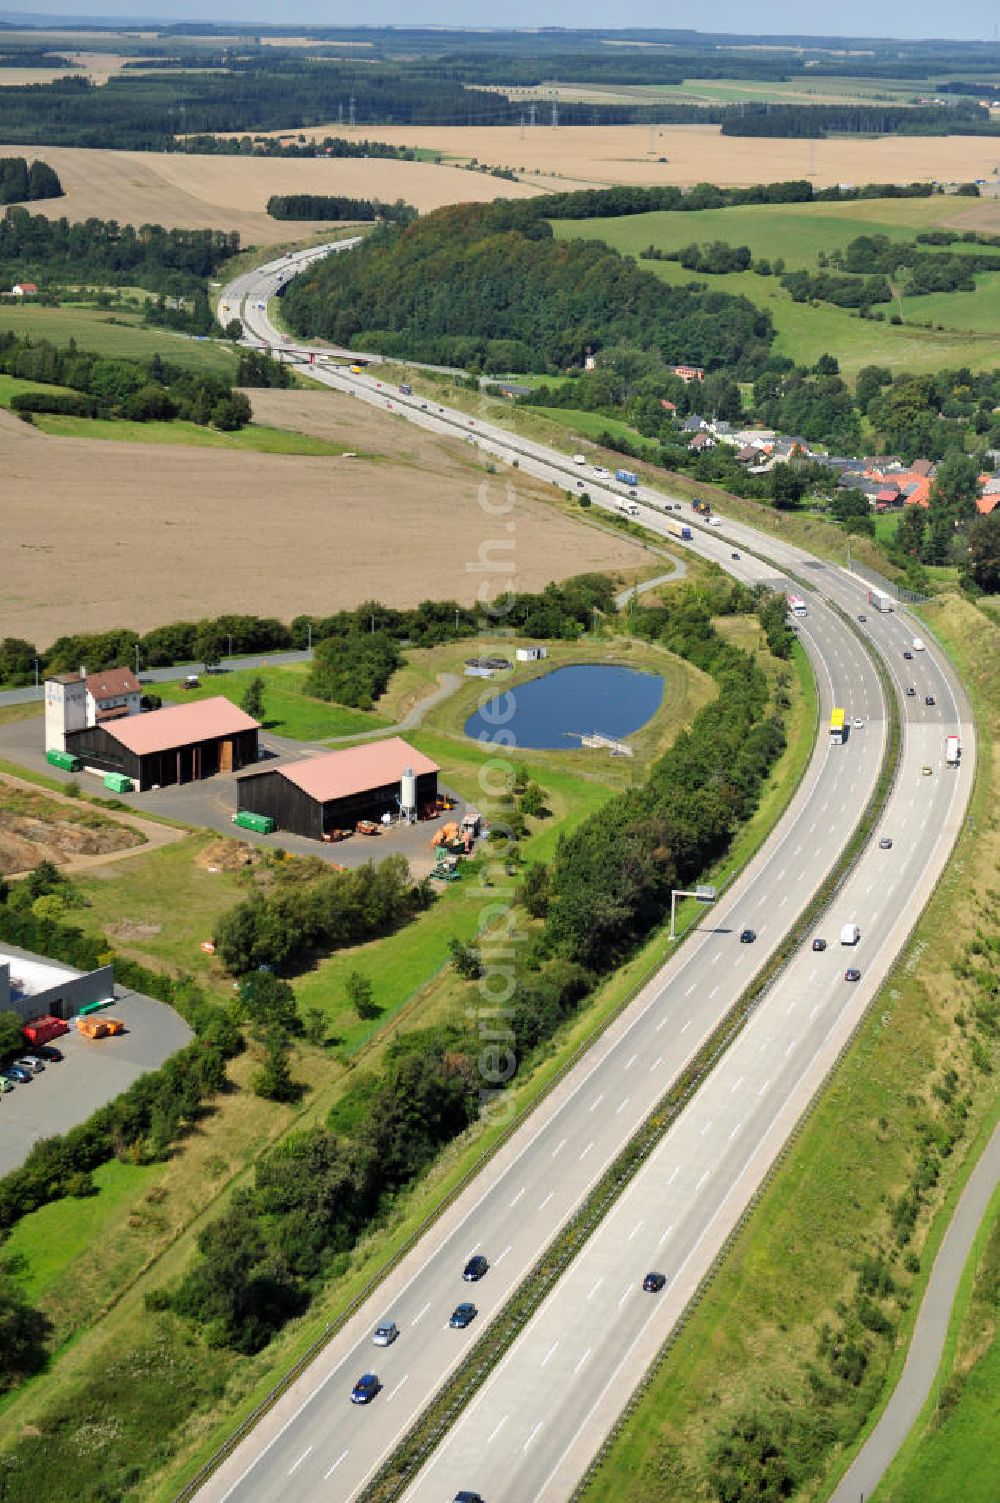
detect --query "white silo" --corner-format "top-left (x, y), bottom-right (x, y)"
top-left (400, 766), bottom-right (417, 823)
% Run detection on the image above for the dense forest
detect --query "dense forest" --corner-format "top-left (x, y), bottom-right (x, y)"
top-left (0, 209), bottom-right (238, 292)
top-left (267, 194), bottom-right (416, 224)
top-left (0, 156), bottom-right (62, 205)
top-left (282, 201), bottom-right (774, 374)
top-left (0, 43), bottom-right (996, 147)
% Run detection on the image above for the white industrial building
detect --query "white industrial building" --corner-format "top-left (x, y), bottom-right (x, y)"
top-left (45, 666), bottom-right (142, 753)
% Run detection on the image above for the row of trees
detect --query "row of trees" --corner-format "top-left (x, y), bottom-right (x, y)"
top-left (0, 334), bottom-right (251, 430)
top-left (187, 133), bottom-right (425, 159)
top-left (282, 201), bottom-right (774, 375)
top-left (266, 194), bottom-right (416, 224)
top-left (0, 155), bottom-right (61, 205)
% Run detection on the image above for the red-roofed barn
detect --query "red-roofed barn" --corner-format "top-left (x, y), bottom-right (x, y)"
top-left (236, 737), bottom-right (440, 840)
top-left (64, 696), bottom-right (259, 790)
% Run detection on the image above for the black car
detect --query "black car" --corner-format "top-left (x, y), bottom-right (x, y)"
top-left (350, 1373), bottom-right (380, 1405)
top-left (739, 928), bottom-right (756, 944)
top-left (857, 613), bottom-right (867, 623)
top-left (925, 695), bottom-right (936, 706)
top-left (812, 937), bottom-right (827, 952)
top-left (903, 650), bottom-right (913, 660)
top-left (36, 1044), bottom-right (64, 1062)
top-left (845, 968), bottom-right (862, 983)
top-left (463, 1254), bottom-right (489, 1282)
top-left (450, 1303), bottom-right (478, 1329)
top-left (454, 1493), bottom-right (485, 1503)
top-left (731, 551), bottom-right (741, 560)
top-left (642, 1272), bottom-right (667, 1293)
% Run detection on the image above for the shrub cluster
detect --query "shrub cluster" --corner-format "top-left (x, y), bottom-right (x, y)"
top-left (213, 853), bottom-right (424, 973)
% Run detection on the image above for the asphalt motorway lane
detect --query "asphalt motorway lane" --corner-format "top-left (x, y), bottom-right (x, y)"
top-left (196, 251), bottom-right (975, 1503)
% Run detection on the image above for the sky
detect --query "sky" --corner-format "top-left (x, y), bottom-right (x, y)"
top-left (4, 1), bottom-right (998, 42)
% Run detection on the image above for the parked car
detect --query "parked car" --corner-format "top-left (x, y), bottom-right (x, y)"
top-left (350, 1373), bottom-right (380, 1405)
top-left (372, 1321), bottom-right (399, 1347)
top-left (17, 1056), bottom-right (45, 1073)
top-left (739, 928), bottom-right (756, 944)
top-left (0, 1075), bottom-right (13, 1093)
top-left (812, 937), bottom-right (827, 952)
top-left (845, 968), bottom-right (862, 982)
top-left (463, 1255), bottom-right (489, 1282)
top-left (642, 1272), bottom-right (667, 1293)
top-left (450, 1303), bottom-right (478, 1329)
top-left (879, 837), bottom-right (893, 850)
top-left (4, 1064), bottom-right (31, 1084)
top-left (36, 1045), bottom-right (63, 1062)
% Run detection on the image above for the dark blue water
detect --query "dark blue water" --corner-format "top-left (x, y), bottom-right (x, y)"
top-left (465, 664), bottom-right (664, 750)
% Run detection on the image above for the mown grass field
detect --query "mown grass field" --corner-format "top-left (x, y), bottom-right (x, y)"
top-left (156, 664), bottom-right (386, 740)
top-left (580, 591), bottom-right (1000, 1503)
top-left (0, 303), bottom-right (238, 375)
top-left (0, 372), bottom-right (354, 452)
top-left (552, 200), bottom-right (1000, 377)
top-left (553, 196), bottom-right (977, 270)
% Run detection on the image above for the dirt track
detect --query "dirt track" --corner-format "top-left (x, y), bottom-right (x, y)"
top-left (0, 395), bottom-right (649, 644)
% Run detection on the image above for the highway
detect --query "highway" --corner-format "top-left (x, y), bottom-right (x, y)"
top-left (193, 248), bottom-right (975, 1503)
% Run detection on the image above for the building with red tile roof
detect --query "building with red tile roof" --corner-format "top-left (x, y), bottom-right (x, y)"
top-left (64, 696), bottom-right (259, 790)
top-left (237, 737), bottom-right (440, 841)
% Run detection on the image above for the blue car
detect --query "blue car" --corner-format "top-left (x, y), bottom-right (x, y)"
top-left (449, 1303), bottom-right (478, 1329)
top-left (4, 1065), bottom-right (31, 1084)
top-left (350, 1373), bottom-right (380, 1405)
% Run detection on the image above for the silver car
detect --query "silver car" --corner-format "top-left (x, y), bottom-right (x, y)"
top-left (372, 1320), bottom-right (399, 1347)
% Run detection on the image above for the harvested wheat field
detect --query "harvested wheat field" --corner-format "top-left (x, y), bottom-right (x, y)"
top-left (0, 398), bottom-right (648, 644)
top-left (0, 144), bottom-right (541, 245)
top-left (282, 122), bottom-right (1000, 191)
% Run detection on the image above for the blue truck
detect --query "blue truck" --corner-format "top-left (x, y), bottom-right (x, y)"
top-left (615, 468), bottom-right (639, 487)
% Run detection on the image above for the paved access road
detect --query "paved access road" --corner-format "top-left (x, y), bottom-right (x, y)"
top-left (0, 651), bottom-right (312, 711)
top-left (193, 250), bottom-right (974, 1503)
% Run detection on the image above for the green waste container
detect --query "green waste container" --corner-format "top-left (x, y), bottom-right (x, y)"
top-left (233, 811), bottom-right (276, 835)
top-left (47, 749), bottom-right (81, 772)
top-left (103, 772), bottom-right (133, 794)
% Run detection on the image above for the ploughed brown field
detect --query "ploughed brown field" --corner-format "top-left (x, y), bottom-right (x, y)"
top-left (266, 122), bottom-right (1000, 192)
top-left (0, 144), bottom-right (542, 245)
top-left (0, 394), bottom-right (649, 644)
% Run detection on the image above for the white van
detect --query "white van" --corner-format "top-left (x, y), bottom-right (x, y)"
top-left (840, 923), bottom-right (861, 946)
top-left (912, 637), bottom-right (925, 652)
top-left (573, 453), bottom-right (586, 466)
